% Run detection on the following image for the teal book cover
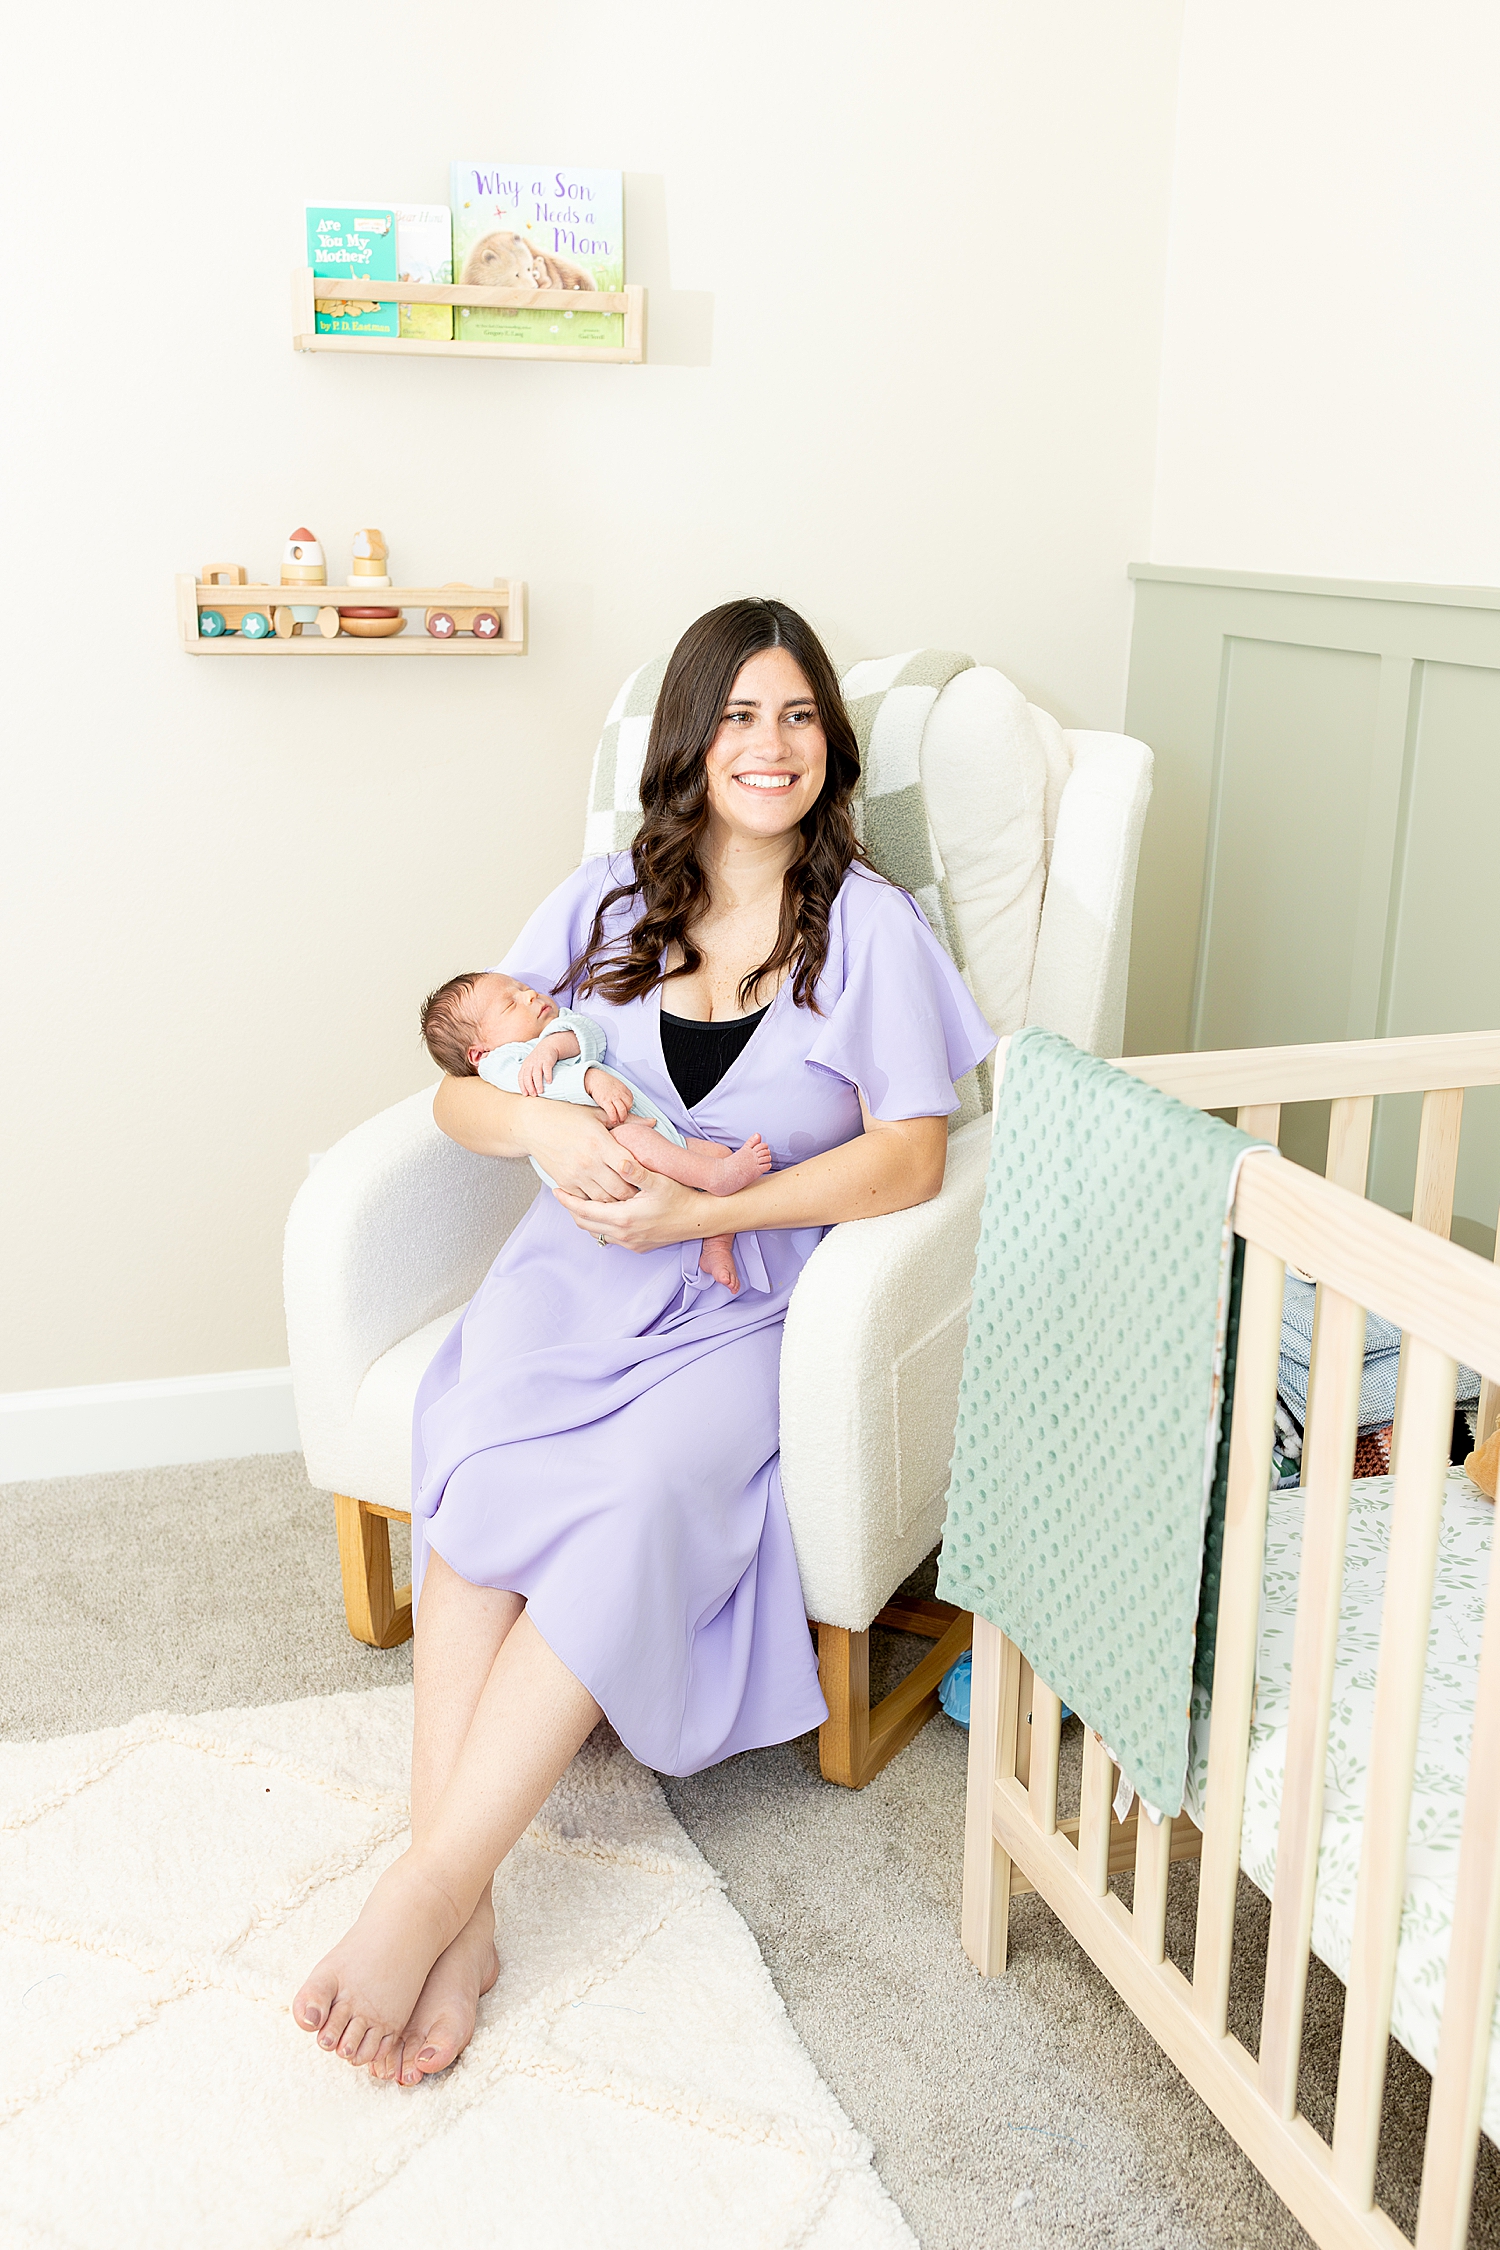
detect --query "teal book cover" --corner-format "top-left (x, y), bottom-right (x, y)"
top-left (449, 164), bottom-right (624, 347)
top-left (306, 207), bottom-right (399, 337)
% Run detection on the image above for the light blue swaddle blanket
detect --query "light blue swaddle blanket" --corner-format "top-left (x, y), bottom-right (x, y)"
top-left (476, 1005), bottom-right (685, 1192)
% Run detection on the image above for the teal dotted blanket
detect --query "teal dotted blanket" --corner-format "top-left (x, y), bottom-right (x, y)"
top-left (935, 1028), bottom-right (1264, 1816)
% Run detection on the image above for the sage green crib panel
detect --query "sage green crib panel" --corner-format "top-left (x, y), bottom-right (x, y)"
top-left (1123, 567), bottom-right (1500, 1249)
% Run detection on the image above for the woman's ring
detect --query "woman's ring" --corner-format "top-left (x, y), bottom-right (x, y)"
top-left (597, 1233), bottom-right (608, 1247)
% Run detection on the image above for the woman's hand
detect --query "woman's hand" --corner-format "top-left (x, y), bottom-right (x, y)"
top-left (432, 1074), bottom-right (645, 1200)
top-left (524, 1099), bottom-right (648, 1201)
top-left (555, 1169), bottom-right (707, 1253)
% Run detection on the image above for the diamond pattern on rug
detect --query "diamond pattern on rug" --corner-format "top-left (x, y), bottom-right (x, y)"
top-left (0, 1686), bottom-right (914, 2250)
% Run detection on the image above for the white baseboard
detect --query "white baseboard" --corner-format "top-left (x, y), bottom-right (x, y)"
top-left (0, 1369), bottom-right (300, 1484)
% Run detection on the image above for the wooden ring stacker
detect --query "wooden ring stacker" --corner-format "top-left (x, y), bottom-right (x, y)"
top-left (337, 604), bottom-right (407, 640)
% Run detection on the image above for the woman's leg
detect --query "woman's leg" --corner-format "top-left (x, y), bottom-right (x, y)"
top-left (380, 1556), bottom-right (519, 2085)
top-left (293, 1557), bottom-right (600, 2080)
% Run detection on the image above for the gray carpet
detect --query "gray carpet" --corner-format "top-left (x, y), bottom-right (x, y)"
top-left (3, 1454), bottom-right (1494, 2248)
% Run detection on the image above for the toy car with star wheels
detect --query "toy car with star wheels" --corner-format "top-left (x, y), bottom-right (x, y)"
top-left (197, 564), bottom-right (280, 640)
top-left (425, 584), bottom-right (504, 641)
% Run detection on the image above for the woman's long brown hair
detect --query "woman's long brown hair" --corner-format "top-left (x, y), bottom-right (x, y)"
top-left (563, 598), bottom-right (869, 1013)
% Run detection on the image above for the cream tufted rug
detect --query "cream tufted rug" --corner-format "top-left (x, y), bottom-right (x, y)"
top-left (0, 1686), bottom-right (915, 2249)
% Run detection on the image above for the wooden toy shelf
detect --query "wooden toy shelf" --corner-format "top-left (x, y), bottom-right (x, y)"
top-left (291, 270), bottom-right (645, 363)
top-left (177, 575), bottom-right (527, 655)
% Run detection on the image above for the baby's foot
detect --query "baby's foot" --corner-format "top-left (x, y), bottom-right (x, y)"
top-left (376, 1897), bottom-right (499, 2089)
top-left (700, 1235), bottom-right (741, 1293)
top-left (704, 1134), bottom-right (774, 1196)
top-left (293, 1850), bottom-right (464, 2072)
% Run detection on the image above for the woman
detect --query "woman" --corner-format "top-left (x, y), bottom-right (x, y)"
top-left (294, 598), bottom-right (996, 2086)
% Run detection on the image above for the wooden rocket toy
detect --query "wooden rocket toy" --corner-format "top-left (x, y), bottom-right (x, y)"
top-left (276, 527), bottom-right (335, 638)
top-left (339, 528), bottom-right (405, 638)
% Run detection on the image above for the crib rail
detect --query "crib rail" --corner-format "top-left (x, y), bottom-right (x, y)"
top-left (962, 1029), bottom-right (1500, 2250)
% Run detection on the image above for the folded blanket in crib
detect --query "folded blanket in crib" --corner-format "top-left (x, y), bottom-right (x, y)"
top-left (936, 1028), bottom-right (1267, 1817)
top-left (1276, 1273), bottom-right (1479, 1433)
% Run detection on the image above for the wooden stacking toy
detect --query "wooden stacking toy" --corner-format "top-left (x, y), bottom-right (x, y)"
top-left (339, 529), bottom-right (405, 639)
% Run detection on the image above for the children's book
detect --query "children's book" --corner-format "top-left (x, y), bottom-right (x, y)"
top-left (449, 164), bottom-right (624, 348)
top-left (393, 204), bottom-right (453, 340)
top-left (306, 208), bottom-right (398, 337)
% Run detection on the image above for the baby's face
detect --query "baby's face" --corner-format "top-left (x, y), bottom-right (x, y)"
top-left (466, 974), bottom-right (559, 1065)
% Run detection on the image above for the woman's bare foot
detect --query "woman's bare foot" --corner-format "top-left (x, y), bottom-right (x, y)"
top-left (375, 1895), bottom-right (500, 2088)
top-left (293, 1850), bottom-right (467, 2071)
top-left (702, 1134), bottom-right (774, 1195)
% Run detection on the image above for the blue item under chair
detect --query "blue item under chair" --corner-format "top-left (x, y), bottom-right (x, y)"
top-left (939, 1648), bottom-right (972, 1726)
top-left (939, 1648), bottom-right (1072, 1731)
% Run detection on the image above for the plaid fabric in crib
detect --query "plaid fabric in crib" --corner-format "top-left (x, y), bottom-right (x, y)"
top-left (583, 646), bottom-right (991, 1131)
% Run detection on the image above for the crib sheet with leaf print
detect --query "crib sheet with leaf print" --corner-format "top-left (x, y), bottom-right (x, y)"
top-left (1183, 1468), bottom-right (1498, 2137)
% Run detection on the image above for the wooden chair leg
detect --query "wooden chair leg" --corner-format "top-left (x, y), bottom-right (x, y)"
top-left (333, 1494), bottom-right (413, 1649)
top-left (817, 1624), bottom-right (871, 1785)
top-left (816, 1600), bottom-right (975, 1788)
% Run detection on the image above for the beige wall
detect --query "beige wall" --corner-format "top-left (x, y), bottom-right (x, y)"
top-left (1151, 0), bottom-right (1500, 580)
top-left (1, 0), bottom-right (1185, 1390)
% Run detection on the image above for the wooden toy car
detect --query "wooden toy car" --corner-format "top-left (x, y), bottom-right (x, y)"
top-left (196, 564), bottom-right (281, 639)
top-left (425, 583), bottom-right (504, 640)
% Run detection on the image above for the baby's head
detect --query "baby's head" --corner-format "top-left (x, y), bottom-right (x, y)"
top-left (419, 971), bottom-right (559, 1075)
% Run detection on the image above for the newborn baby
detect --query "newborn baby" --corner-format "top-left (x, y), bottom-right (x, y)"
top-left (420, 971), bottom-right (772, 1292)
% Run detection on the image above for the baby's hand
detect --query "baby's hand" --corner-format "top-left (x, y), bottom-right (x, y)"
top-left (585, 1067), bottom-right (634, 1126)
top-left (519, 1031), bottom-right (574, 1095)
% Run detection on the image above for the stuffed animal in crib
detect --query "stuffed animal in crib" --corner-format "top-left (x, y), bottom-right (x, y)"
top-left (1464, 1421), bottom-right (1499, 1499)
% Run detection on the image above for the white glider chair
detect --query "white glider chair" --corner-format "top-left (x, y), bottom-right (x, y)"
top-left (285, 660), bottom-right (1152, 1787)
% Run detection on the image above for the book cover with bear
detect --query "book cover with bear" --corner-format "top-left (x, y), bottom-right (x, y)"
top-left (305, 208), bottom-right (398, 337)
top-left (449, 164), bottom-right (624, 348)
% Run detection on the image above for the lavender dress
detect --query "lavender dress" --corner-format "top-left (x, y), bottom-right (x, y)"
top-left (411, 857), bottom-right (996, 1776)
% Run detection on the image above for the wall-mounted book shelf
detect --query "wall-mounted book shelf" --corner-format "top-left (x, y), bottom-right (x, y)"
top-left (177, 573), bottom-right (527, 655)
top-left (290, 270), bottom-right (645, 363)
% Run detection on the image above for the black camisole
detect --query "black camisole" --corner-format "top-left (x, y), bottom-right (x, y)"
top-left (659, 1004), bottom-right (769, 1109)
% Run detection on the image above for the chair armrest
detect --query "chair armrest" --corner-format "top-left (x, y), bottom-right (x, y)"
top-left (779, 1117), bottom-right (990, 1629)
top-left (284, 1083), bottom-right (540, 1461)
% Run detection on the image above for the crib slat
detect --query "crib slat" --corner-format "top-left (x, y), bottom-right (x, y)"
top-left (1134, 1810), bottom-right (1173, 1963)
top-left (1029, 1677), bottom-right (1063, 1838)
top-left (1302, 1095), bottom-right (1380, 1470)
top-left (1415, 1521), bottom-right (1500, 2250)
top-left (1260, 1282), bottom-right (1366, 2118)
top-left (1476, 1223), bottom-right (1500, 1457)
top-left (1014, 1656), bottom-right (1034, 1787)
top-left (961, 1618), bottom-right (1018, 1976)
top-left (1332, 1335), bottom-right (1457, 2202)
top-left (1193, 1240), bottom-right (1284, 2035)
top-left (1411, 1088), bottom-right (1463, 1239)
top-left (1325, 1095), bottom-right (1375, 1195)
top-left (1237, 1102), bottom-right (1282, 1142)
top-left (1079, 1730), bottom-right (1114, 1895)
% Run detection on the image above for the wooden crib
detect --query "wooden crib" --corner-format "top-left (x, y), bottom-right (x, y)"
top-left (961, 1029), bottom-right (1500, 2250)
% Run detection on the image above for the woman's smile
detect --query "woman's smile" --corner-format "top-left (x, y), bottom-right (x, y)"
top-left (704, 646), bottom-right (829, 846)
